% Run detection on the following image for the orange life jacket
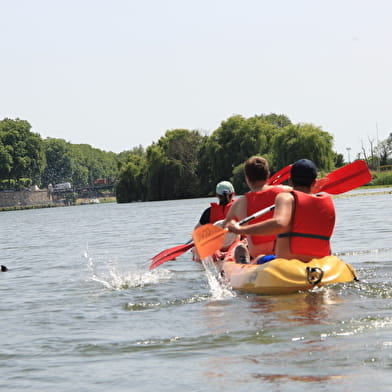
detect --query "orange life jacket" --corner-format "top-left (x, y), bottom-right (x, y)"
top-left (278, 191), bottom-right (335, 257)
top-left (209, 201), bottom-right (235, 223)
top-left (245, 187), bottom-right (285, 244)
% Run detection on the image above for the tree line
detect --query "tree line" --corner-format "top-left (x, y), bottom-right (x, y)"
top-left (117, 114), bottom-right (339, 202)
top-left (116, 113), bottom-right (392, 201)
top-left (0, 118), bottom-right (118, 190)
top-left (1, 115), bottom-right (391, 201)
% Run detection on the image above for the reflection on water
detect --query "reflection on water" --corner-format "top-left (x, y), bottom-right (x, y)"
top-left (202, 288), bottom-right (343, 337)
top-left (248, 289), bottom-right (342, 325)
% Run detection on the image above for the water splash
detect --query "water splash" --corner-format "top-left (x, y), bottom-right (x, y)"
top-left (83, 246), bottom-right (172, 290)
top-left (201, 257), bottom-right (235, 300)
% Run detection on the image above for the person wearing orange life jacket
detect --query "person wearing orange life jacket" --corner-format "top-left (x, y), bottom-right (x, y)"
top-left (221, 156), bottom-right (291, 263)
top-left (192, 181), bottom-right (237, 261)
top-left (195, 181), bottom-right (236, 228)
top-left (225, 159), bottom-right (336, 263)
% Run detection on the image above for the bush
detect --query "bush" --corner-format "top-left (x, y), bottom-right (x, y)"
top-left (370, 171), bottom-right (392, 186)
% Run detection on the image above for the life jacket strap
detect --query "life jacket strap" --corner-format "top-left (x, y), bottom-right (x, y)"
top-left (277, 232), bottom-right (330, 241)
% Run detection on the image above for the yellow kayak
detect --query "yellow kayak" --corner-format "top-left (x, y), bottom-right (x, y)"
top-left (220, 255), bottom-right (357, 295)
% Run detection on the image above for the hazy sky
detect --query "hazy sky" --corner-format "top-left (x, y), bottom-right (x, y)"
top-left (1, 0), bottom-right (391, 161)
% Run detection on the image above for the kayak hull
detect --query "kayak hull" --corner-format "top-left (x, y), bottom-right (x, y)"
top-left (221, 255), bottom-right (357, 295)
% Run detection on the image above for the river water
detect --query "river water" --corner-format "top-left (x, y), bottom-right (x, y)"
top-left (0, 188), bottom-right (391, 391)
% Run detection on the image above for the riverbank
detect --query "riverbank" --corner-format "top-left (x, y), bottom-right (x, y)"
top-left (0, 186), bottom-right (390, 212)
top-left (334, 188), bottom-right (392, 198)
top-left (0, 197), bottom-right (117, 212)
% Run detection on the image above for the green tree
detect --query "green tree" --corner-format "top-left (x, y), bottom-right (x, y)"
top-left (334, 152), bottom-right (345, 168)
top-left (69, 144), bottom-right (118, 186)
top-left (231, 162), bottom-right (248, 195)
top-left (376, 132), bottom-right (392, 166)
top-left (197, 114), bottom-right (287, 194)
top-left (256, 113), bottom-right (292, 129)
top-left (41, 138), bottom-right (73, 186)
top-left (144, 129), bottom-right (204, 201)
top-left (271, 123), bottom-right (335, 172)
top-left (145, 143), bottom-right (175, 200)
top-left (0, 142), bottom-right (13, 181)
top-left (0, 118), bottom-right (45, 185)
top-left (116, 147), bottom-right (147, 202)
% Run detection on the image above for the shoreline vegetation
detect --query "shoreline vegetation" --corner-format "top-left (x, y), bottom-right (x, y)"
top-left (0, 196), bottom-right (117, 212)
top-left (1, 117), bottom-right (391, 204)
top-left (0, 186), bottom-right (390, 212)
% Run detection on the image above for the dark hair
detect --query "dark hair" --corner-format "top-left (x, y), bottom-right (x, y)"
top-left (244, 156), bottom-right (270, 182)
top-left (218, 193), bottom-right (233, 206)
top-left (291, 176), bottom-right (315, 187)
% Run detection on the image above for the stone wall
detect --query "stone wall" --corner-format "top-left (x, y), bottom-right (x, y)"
top-left (0, 190), bottom-right (53, 208)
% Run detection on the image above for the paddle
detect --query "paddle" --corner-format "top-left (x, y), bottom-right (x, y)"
top-left (312, 159), bottom-right (371, 194)
top-left (268, 164), bottom-right (292, 185)
top-left (192, 160), bottom-right (372, 260)
top-left (149, 242), bottom-right (194, 270)
top-left (192, 205), bottom-right (276, 260)
top-left (149, 163), bottom-right (294, 270)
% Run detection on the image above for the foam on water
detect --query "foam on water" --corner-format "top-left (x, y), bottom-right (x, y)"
top-left (201, 257), bottom-right (236, 300)
top-left (84, 246), bottom-right (172, 290)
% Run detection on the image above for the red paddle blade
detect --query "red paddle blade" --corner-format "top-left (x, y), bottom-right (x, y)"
top-left (149, 242), bottom-right (194, 270)
top-left (268, 164), bottom-right (293, 185)
top-left (192, 224), bottom-right (226, 260)
top-left (313, 160), bottom-right (372, 194)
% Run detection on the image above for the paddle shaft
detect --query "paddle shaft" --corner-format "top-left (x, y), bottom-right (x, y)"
top-left (238, 204), bottom-right (276, 225)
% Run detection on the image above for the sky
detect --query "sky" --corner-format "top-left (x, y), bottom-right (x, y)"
top-left (1, 0), bottom-right (391, 161)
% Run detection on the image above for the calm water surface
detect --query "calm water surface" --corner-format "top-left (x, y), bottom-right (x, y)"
top-left (0, 189), bottom-right (391, 391)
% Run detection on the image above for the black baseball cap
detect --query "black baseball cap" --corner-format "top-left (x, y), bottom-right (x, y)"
top-left (291, 159), bottom-right (317, 181)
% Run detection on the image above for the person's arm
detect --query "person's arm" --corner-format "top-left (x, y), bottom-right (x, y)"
top-left (221, 196), bottom-right (246, 226)
top-left (195, 207), bottom-right (211, 229)
top-left (278, 184), bottom-right (293, 192)
top-left (225, 192), bottom-right (293, 236)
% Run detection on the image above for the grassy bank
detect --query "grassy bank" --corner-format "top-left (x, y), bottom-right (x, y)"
top-left (370, 170), bottom-right (392, 186)
top-left (0, 197), bottom-right (117, 212)
top-left (0, 203), bottom-right (60, 212)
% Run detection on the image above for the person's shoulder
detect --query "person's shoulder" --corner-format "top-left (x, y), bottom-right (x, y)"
top-left (232, 195), bottom-right (247, 203)
top-left (199, 206), bottom-right (211, 224)
top-left (276, 191), bottom-right (294, 201)
top-left (275, 185), bottom-right (292, 192)
top-left (315, 191), bottom-right (334, 200)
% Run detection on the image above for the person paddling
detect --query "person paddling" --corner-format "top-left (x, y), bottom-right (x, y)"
top-left (222, 156), bottom-right (291, 263)
top-left (192, 181), bottom-right (237, 261)
top-left (194, 181), bottom-right (236, 229)
top-left (225, 159), bottom-right (335, 263)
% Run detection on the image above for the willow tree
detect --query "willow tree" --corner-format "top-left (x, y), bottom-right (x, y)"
top-left (197, 114), bottom-right (290, 195)
top-left (116, 149), bottom-right (147, 203)
top-left (144, 129), bottom-right (204, 201)
top-left (271, 123), bottom-right (335, 172)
